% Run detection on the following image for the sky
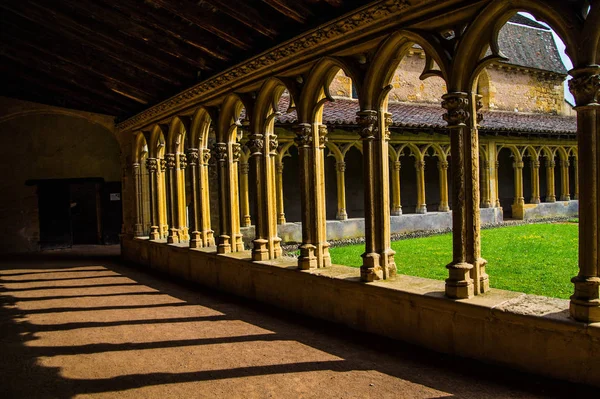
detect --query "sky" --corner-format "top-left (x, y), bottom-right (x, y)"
top-left (519, 12), bottom-right (575, 105)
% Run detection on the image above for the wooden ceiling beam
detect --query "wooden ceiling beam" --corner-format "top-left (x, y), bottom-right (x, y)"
top-left (0, 1), bottom-right (190, 87)
top-left (260, 0), bottom-right (311, 23)
top-left (200, 0), bottom-right (279, 38)
top-left (98, 0), bottom-right (233, 63)
top-left (147, 0), bottom-right (254, 51)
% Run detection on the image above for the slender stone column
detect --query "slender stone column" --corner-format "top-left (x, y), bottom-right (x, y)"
top-left (200, 149), bottom-right (214, 246)
top-left (177, 153), bottom-right (189, 241)
top-left (438, 159), bottom-right (450, 212)
top-left (158, 159), bottom-right (169, 238)
top-left (568, 66), bottom-right (600, 322)
top-left (145, 158), bottom-right (160, 240)
top-left (357, 111), bottom-right (396, 281)
top-left (511, 160), bottom-right (525, 219)
top-left (560, 159), bottom-right (571, 201)
top-left (275, 161), bottom-right (286, 224)
top-left (230, 143), bottom-right (244, 252)
top-left (480, 160), bottom-right (491, 208)
top-left (494, 160), bottom-right (501, 208)
top-left (573, 158), bottom-right (579, 200)
top-left (442, 92), bottom-right (489, 298)
top-left (187, 148), bottom-right (202, 248)
top-left (294, 123), bottom-right (331, 269)
top-left (335, 161), bottom-right (348, 220)
top-left (165, 153), bottom-right (179, 243)
top-left (545, 159), bottom-right (557, 202)
top-left (530, 160), bottom-right (541, 204)
top-left (391, 160), bottom-right (402, 215)
top-left (133, 162), bottom-right (144, 236)
top-left (239, 160), bottom-right (252, 227)
top-left (415, 159), bottom-right (427, 214)
top-left (214, 142), bottom-right (231, 253)
top-left (247, 132), bottom-right (268, 260)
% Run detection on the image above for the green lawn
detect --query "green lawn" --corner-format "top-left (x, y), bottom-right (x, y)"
top-left (329, 223), bottom-right (579, 299)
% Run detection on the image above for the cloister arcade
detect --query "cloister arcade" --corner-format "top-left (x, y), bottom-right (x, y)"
top-left (121, 0), bottom-right (600, 329)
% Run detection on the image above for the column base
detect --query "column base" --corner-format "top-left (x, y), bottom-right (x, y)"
top-left (360, 252), bottom-right (383, 282)
top-left (391, 207), bottom-right (402, 216)
top-left (382, 248), bottom-right (397, 280)
top-left (475, 257), bottom-right (490, 294)
top-left (277, 214), bottom-right (286, 225)
top-left (445, 261), bottom-right (474, 299)
top-left (149, 226), bottom-right (160, 240)
top-left (416, 205), bottom-right (427, 214)
top-left (217, 235), bottom-right (231, 254)
top-left (530, 197), bottom-right (541, 204)
top-left (298, 243), bottom-right (317, 270)
top-left (321, 242), bottom-right (332, 267)
top-left (570, 276), bottom-right (600, 323)
top-left (546, 196), bottom-right (556, 203)
top-left (134, 224), bottom-right (144, 237)
top-left (233, 234), bottom-right (244, 252)
top-left (189, 231), bottom-right (202, 249)
top-left (512, 203), bottom-right (525, 220)
top-left (167, 228), bottom-right (180, 244)
top-left (480, 201), bottom-right (491, 209)
top-left (178, 227), bottom-right (190, 242)
top-left (439, 205), bottom-right (450, 212)
top-left (271, 237), bottom-right (282, 259)
top-left (242, 216), bottom-right (252, 228)
top-left (252, 238), bottom-right (269, 261)
top-left (560, 195), bottom-right (571, 201)
top-left (336, 211), bottom-right (348, 221)
top-left (204, 229), bottom-right (215, 247)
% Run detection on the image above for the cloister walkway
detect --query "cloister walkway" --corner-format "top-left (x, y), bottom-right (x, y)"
top-left (0, 246), bottom-right (595, 399)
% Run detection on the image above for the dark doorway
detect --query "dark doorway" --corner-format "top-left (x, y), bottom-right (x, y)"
top-left (37, 182), bottom-right (72, 250)
top-left (70, 182), bottom-right (101, 245)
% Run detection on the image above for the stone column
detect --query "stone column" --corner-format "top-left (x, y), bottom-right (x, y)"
top-left (530, 160), bottom-right (541, 204)
top-left (214, 142), bottom-right (231, 253)
top-left (442, 92), bottom-right (489, 298)
top-left (145, 158), bottom-right (160, 240)
top-left (391, 160), bottom-right (402, 216)
top-left (438, 159), bottom-right (450, 212)
top-left (294, 123), bottom-right (331, 269)
top-left (177, 153), bottom-right (189, 241)
top-left (275, 161), bottom-right (286, 224)
top-left (335, 161), bottom-right (348, 220)
top-left (494, 160), bottom-right (501, 208)
top-left (415, 159), bottom-right (427, 214)
top-left (165, 153), bottom-right (179, 243)
top-left (568, 66), bottom-right (600, 322)
top-left (560, 159), bottom-right (570, 201)
top-left (133, 162), bottom-right (144, 236)
top-left (545, 159), bottom-right (557, 202)
top-left (480, 160), bottom-right (491, 208)
top-left (187, 148), bottom-right (202, 248)
top-left (573, 158), bottom-right (579, 200)
top-left (239, 160), bottom-right (252, 227)
top-left (200, 149), bottom-right (214, 246)
top-left (511, 160), bottom-right (525, 219)
top-left (158, 158), bottom-right (169, 238)
top-left (357, 111), bottom-right (396, 281)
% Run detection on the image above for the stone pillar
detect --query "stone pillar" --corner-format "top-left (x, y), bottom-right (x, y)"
top-left (442, 92), bottom-right (489, 298)
top-left (545, 159), bottom-right (557, 202)
top-left (357, 111), bottom-right (396, 281)
top-left (511, 160), bottom-right (525, 219)
top-left (158, 158), bottom-right (169, 238)
top-left (214, 142), bottom-right (231, 253)
top-left (568, 66), bottom-right (600, 322)
top-left (494, 160), bottom-right (501, 208)
top-left (187, 148), bottom-right (202, 248)
top-left (335, 161), bottom-right (348, 220)
top-left (415, 159), bottom-right (427, 214)
top-left (177, 153), bottom-right (189, 241)
top-left (438, 159), bottom-right (450, 212)
top-left (275, 161), bottom-right (286, 224)
top-left (145, 158), bottom-right (160, 240)
top-left (230, 143), bottom-right (244, 252)
top-left (295, 123), bottom-right (331, 269)
top-left (200, 149), bottom-right (215, 246)
top-left (239, 160), bottom-right (252, 227)
top-left (573, 158), bottom-right (579, 200)
top-left (165, 153), bottom-right (179, 243)
top-left (391, 160), bottom-right (402, 216)
top-left (133, 162), bottom-right (144, 237)
top-left (560, 159), bottom-right (571, 201)
top-left (530, 160), bottom-right (541, 204)
top-left (480, 160), bottom-right (491, 208)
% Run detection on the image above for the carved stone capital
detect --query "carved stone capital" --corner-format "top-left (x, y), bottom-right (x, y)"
top-left (146, 158), bottom-right (158, 173)
top-left (531, 160), bottom-right (540, 169)
top-left (336, 161), bottom-right (346, 173)
top-left (439, 160), bottom-right (449, 170)
top-left (294, 123), bottom-right (313, 147)
top-left (356, 110), bottom-right (378, 141)
top-left (202, 148), bottom-right (211, 165)
top-left (276, 162), bottom-right (284, 174)
top-left (240, 161), bottom-right (250, 174)
top-left (178, 153), bottom-right (187, 170)
top-left (383, 112), bottom-right (393, 141)
top-left (569, 66), bottom-right (600, 106)
top-left (561, 159), bottom-right (570, 168)
top-left (213, 142), bottom-right (228, 161)
top-left (246, 133), bottom-right (264, 156)
top-left (547, 160), bottom-right (556, 168)
top-left (441, 92), bottom-right (470, 126)
top-left (513, 161), bottom-right (524, 169)
top-left (393, 161), bottom-right (401, 171)
top-left (160, 158), bottom-right (167, 172)
top-left (186, 148), bottom-right (199, 166)
top-left (269, 134), bottom-right (279, 154)
top-left (165, 153), bottom-right (176, 169)
top-left (415, 160), bottom-right (425, 170)
top-left (232, 143), bottom-right (241, 161)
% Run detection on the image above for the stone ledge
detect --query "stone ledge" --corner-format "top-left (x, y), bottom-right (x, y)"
top-left (123, 236), bottom-right (600, 387)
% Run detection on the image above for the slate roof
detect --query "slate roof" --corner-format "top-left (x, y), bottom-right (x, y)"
top-left (275, 98), bottom-right (577, 136)
top-left (499, 16), bottom-right (568, 74)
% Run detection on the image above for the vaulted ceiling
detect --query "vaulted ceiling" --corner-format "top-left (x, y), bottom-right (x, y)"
top-left (0, 0), bottom-right (369, 120)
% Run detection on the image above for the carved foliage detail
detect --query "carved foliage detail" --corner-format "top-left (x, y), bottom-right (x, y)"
top-left (441, 93), bottom-right (470, 126)
top-left (294, 124), bottom-right (312, 147)
top-left (213, 143), bottom-right (228, 161)
top-left (246, 133), bottom-right (264, 156)
top-left (569, 73), bottom-right (600, 106)
top-left (146, 158), bottom-right (158, 173)
top-left (178, 153), bottom-right (187, 170)
top-left (165, 153), bottom-right (176, 169)
top-left (186, 148), bottom-right (199, 166)
top-left (356, 111), bottom-right (378, 140)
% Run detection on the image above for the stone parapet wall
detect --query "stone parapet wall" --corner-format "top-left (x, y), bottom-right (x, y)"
top-left (122, 236), bottom-right (600, 387)
top-left (512, 200), bottom-right (578, 220)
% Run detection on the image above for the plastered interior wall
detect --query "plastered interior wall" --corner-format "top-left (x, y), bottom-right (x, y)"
top-left (0, 97), bottom-right (120, 253)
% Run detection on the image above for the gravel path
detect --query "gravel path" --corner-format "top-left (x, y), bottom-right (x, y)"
top-left (0, 245), bottom-right (593, 398)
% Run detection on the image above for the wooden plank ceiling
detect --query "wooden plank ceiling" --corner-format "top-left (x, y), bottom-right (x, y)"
top-left (0, 0), bottom-right (368, 120)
